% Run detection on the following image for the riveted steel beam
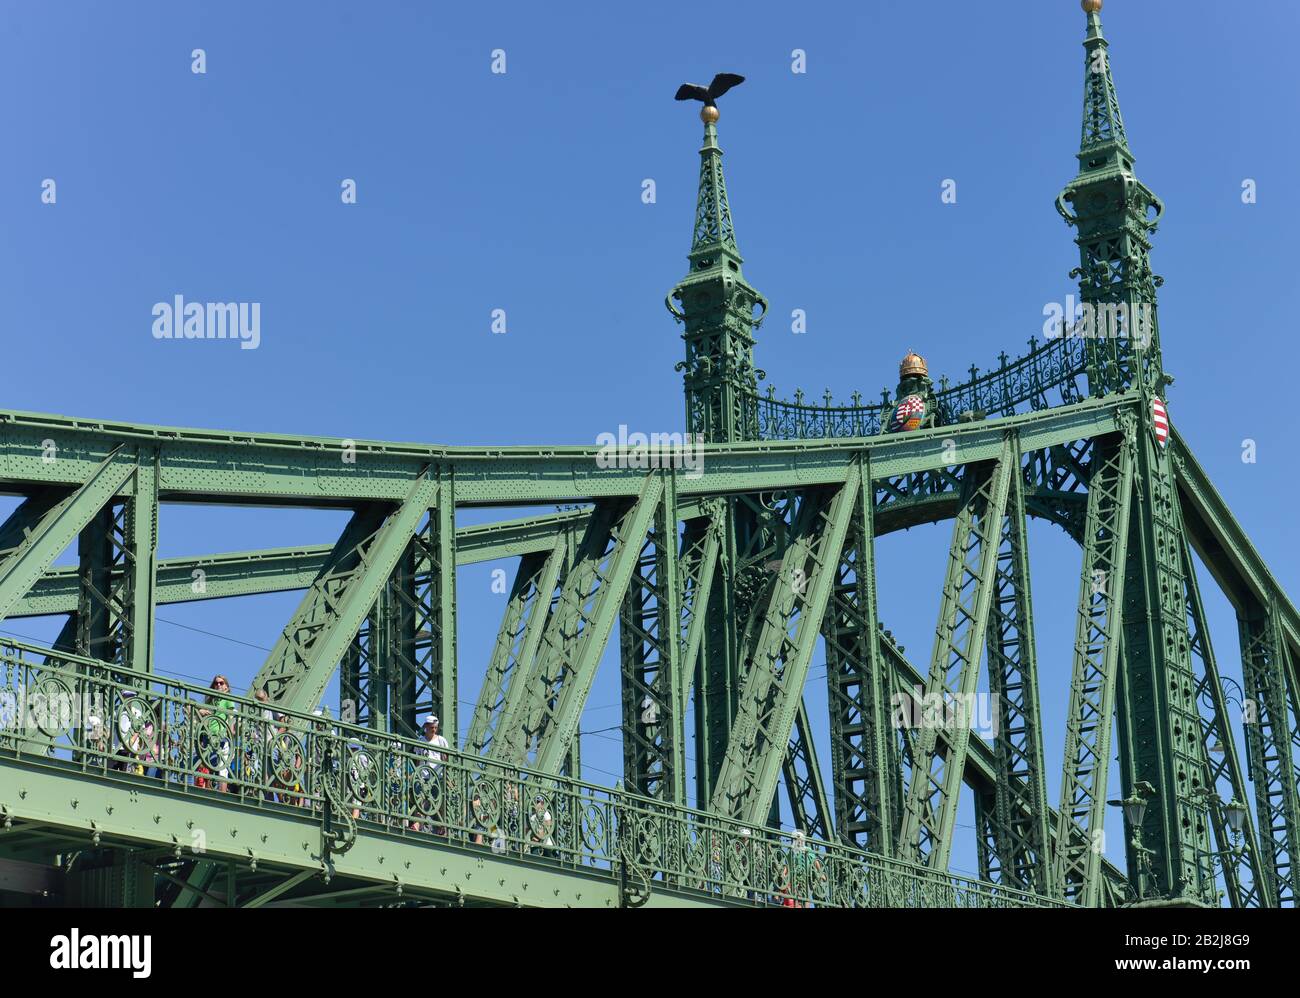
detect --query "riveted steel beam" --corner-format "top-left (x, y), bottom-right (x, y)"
top-left (465, 541), bottom-right (566, 756)
top-left (710, 465), bottom-right (860, 826)
top-left (0, 394), bottom-right (1124, 506)
top-left (252, 470), bottom-right (439, 712)
top-left (1053, 430), bottom-right (1135, 905)
top-left (1180, 536), bottom-right (1271, 907)
top-left (492, 475), bottom-right (665, 772)
top-left (898, 442), bottom-right (1013, 869)
top-left (825, 454), bottom-right (896, 854)
top-left (0, 448), bottom-right (137, 626)
top-left (1238, 599), bottom-right (1300, 907)
top-left (982, 443), bottom-right (1053, 895)
top-left (620, 474), bottom-right (687, 804)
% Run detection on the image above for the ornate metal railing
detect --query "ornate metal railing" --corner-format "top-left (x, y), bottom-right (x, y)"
top-left (744, 335), bottom-right (1089, 442)
top-left (0, 639), bottom-right (1066, 908)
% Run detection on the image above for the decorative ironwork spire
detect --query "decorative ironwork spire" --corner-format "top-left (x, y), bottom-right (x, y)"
top-left (691, 114), bottom-right (741, 265)
top-left (1079, 0), bottom-right (1130, 164)
top-left (1057, 0), bottom-right (1166, 397)
top-left (675, 74), bottom-right (746, 269)
top-left (668, 76), bottom-right (767, 443)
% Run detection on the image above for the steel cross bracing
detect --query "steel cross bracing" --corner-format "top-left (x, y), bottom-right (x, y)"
top-left (1116, 425), bottom-right (1214, 904)
top-left (897, 443), bottom-right (1013, 868)
top-left (1180, 535), bottom-right (1270, 907)
top-left (0, 393), bottom-right (1291, 907)
top-left (824, 455), bottom-right (898, 853)
top-left (707, 468), bottom-right (860, 826)
top-left (1052, 430), bottom-right (1135, 906)
top-left (979, 444), bottom-right (1054, 896)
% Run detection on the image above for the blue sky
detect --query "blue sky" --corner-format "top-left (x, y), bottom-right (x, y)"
top-left (1, 0), bottom-right (1296, 884)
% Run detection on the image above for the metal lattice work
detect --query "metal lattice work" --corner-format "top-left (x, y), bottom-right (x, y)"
top-left (0, 5), bottom-right (1296, 909)
top-left (1053, 431), bottom-right (1135, 905)
top-left (898, 447), bottom-right (1012, 868)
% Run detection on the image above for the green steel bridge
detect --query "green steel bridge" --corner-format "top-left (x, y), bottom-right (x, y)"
top-left (0, 1), bottom-right (1295, 909)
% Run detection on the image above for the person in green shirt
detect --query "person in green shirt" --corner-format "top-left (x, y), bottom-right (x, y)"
top-left (196, 674), bottom-right (235, 792)
top-left (782, 830), bottom-right (822, 908)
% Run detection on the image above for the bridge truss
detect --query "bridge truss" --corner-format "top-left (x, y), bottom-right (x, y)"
top-left (0, 3), bottom-right (1295, 908)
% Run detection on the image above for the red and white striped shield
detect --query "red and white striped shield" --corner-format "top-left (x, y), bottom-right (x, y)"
top-left (1151, 397), bottom-right (1169, 448)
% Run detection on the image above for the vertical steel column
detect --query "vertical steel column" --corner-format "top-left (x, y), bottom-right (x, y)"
top-left (1053, 431), bottom-right (1134, 905)
top-left (1117, 424), bottom-right (1213, 902)
top-left (825, 454), bottom-right (895, 853)
top-left (1238, 598), bottom-right (1300, 906)
top-left (1180, 538), bottom-right (1271, 907)
top-left (983, 442), bottom-right (1054, 895)
top-left (898, 445), bottom-right (1012, 869)
top-left (619, 472), bottom-right (686, 804)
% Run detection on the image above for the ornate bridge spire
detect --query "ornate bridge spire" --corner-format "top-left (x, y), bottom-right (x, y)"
top-left (690, 108), bottom-right (741, 266)
top-left (667, 77), bottom-right (767, 443)
top-left (1057, 0), bottom-right (1166, 396)
top-left (1079, 0), bottom-right (1129, 161)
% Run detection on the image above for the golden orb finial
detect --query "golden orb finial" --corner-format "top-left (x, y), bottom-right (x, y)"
top-left (700, 105), bottom-right (720, 124)
top-left (900, 350), bottom-right (928, 380)
top-left (1082, 0), bottom-right (1102, 13)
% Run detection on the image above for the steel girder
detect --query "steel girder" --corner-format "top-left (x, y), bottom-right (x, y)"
top-left (979, 442), bottom-right (1053, 895)
top-left (825, 455), bottom-right (898, 854)
top-left (781, 699), bottom-right (834, 840)
top-left (0, 448), bottom-right (139, 627)
top-left (464, 537), bottom-right (568, 755)
top-left (1172, 427), bottom-right (1300, 669)
top-left (14, 506), bottom-right (610, 619)
top-left (340, 599), bottom-right (384, 731)
top-left (385, 491), bottom-right (458, 741)
top-left (0, 394), bottom-right (1124, 506)
top-left (898, 443), bottom-right (1013, 868)
top-left (251, 471), bottom-right (440, 712)
top-left (492, 474), bottom-right (664, 773)
top-left (1052, 431), bottom-right (1135, 905)
top-left (708, 465), bottom-right (860, 826)
top-left (1115, 423), bottom-right (1214, 903)
top-left (619, 475), bottom-right (687, 804)
top-left (0, 403), bottom-right (1287, 906)
top-left (1238, 600), bottom-right (1300, 906)
top-left (1180, 536), bottom-right (1271, 907)
top-left (676, 504), bottom-right (721, 727)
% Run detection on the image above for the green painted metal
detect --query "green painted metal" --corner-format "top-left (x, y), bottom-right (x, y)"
top-left (492, 475), bottom-right (664, 772)
top-left (386, 478), bottom-right (457, 741)
top-left (825, 455), bottom-right (897, 854)
top-left (709, 466), bottom-right (860, 825)
top-left (1237, 600), bottom-right (1300, 906)
top-left (0, 6), bottom-right (1295, 909)
top-left (782, 699), bottom-right (834, 841)
top-left (668, 113), bottom-right (767, 444)
top-left (0, 640), bottom-right (1062, 908)
top-left (1179, 534), bottom-right (1271, 907)
top-left (898, 443), bottom-right (1013, 868)
top-left (1053, 429), bottom-right (1135, 905)
top-left (14, 506), bottom-right (606, 619)
top-left (620, 473), bottom-right (687, 804)
top-left (1057, 4), bottom-right (1166, 397)
top-left (0, 447), bottom-right (137, 626)
top-left (1116, 421), bottom-right (1213, 903)
top-left (465, 541), bottom-right (564, 755)
top-left (252, 472), bottom-right (439, 711)
top-left (981, 441), bottom-right (1054, 896)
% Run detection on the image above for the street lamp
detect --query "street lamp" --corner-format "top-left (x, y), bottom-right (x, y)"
top-left (1114, 793), bottom-right (1148, 829)
top-left (1222, 798), bottom-right (1248, 839)
top-left (1109, 782), bottom-right (1158, 899)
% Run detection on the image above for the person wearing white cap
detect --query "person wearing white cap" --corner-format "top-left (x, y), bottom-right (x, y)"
top-left (410, 714), bottom-right (450, 836)
top-left (421, 715), bottom-right (448, 768)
